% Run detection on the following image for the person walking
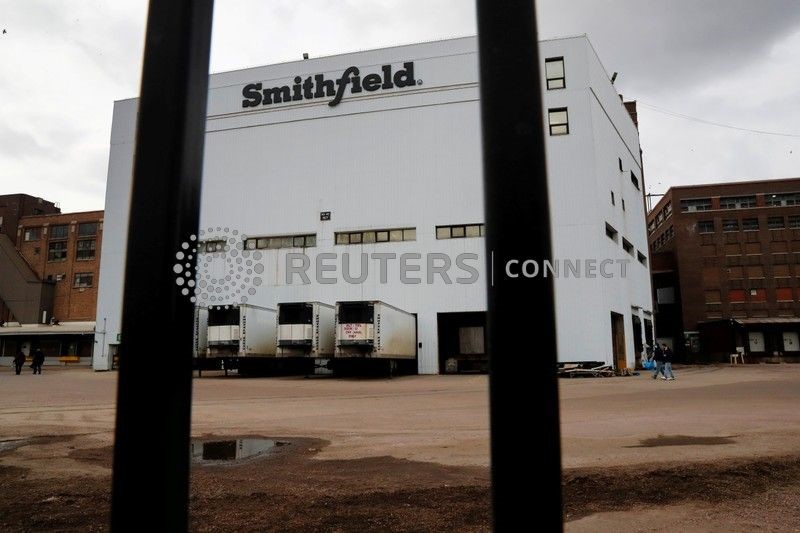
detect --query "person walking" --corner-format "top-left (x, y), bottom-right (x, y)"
top-left (663, 343), bottom-right (675, 381)
top-left (31, 347), bottom-right (44, 375)
top-left (651, 343), bottom-right (666, 380)
top-left (13, 349), bottom-right (25, 375)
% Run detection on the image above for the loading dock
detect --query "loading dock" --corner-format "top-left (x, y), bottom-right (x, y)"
top-left (437, 312), bottom-right (487, 373)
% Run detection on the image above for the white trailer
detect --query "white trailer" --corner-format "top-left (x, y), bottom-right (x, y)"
top-left (206, 304), bottom-right (277, 358)
top-left (335, 301), bottom-right (417, 361)
top-left (276, 302), bottom-right (335, 358)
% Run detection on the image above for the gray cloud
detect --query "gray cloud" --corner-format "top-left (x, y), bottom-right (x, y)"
top-left (537, 0), bottom-right (800, 95)
top-left (0, 0), bottom-right (797, 211)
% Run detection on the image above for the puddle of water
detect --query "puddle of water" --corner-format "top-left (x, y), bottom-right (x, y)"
top-left (627, 435), bottom-right (736, 448)
top-left (191, 438), bottom-right (288, 463)
top-left (0, 438), bottom-right (29, 454)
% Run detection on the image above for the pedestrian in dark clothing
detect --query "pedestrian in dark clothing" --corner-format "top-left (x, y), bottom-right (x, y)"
top-left (13, 350), bottom-right (25, 375)
top-left (651, 344), bottom-right (666, 380)
top-left (663, 343), bottom-right (675, 380)
top-left (31, 348), bottom-right (44, 375)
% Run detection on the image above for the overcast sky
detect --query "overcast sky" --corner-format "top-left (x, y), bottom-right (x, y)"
top-left (1, 0), bottom-right (798, 212)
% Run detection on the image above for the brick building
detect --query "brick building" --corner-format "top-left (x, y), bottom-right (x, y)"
top-left (0, 194), bottom-right (60, 244)
top-left (0, 209), bottom-right (103, 364)
top-left (648, 178), bottom-right (800, 361)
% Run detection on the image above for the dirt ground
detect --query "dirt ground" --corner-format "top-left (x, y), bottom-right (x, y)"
top-left (0, 364), bottom-right (799, 531)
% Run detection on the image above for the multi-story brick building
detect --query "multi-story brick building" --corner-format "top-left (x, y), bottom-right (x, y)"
top-left (648, 178), bottom-right (800, 361)
top-left (0, 194), bottom-right (60, 244)
top-left (0, 209), bottom-right (103, 364)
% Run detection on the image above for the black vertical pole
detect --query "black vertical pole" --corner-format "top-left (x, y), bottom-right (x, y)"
top-left (111, 2), bottom-right (214, 531)
top-left (476, 1), bottom-right (563, 530)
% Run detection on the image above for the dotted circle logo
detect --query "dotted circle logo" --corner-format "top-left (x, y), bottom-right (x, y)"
top-left (174, 228), bottom-right (264, 305)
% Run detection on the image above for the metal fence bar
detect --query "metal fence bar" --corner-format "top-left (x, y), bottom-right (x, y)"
top-left (475, 1), bottom-right (564, 530)
top-left (111, 1), bottom-right (214, 530)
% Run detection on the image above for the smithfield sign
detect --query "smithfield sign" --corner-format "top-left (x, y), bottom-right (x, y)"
top-left (241, 62), bottom-right (417, 109)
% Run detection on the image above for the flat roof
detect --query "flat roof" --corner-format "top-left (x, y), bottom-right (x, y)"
top-left (0, 322), bottom-right (96, 336)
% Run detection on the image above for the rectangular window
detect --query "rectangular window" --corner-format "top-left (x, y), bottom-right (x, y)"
top-left (244, 234), bottom-right (316, 250)
top-left (728, 266), bottom-right (743, 279)
top-left (719, 195), bottom-right (757, 209)
top-left (680, 198), bottom-right (712, 212)
top-left (605, 223), bottom-right (618, 242)
top-left (745, 242), bottom-right (761, 255)
top-left (789, 215), bottom-right (800, 229)
top-left (768, 216), bottom-right (785, 229)
top-left (774, 264), bottom-right (791, 277)
top-left (705, 290), bottom-right (722, 303)
top-left (436, 224), bottom-right (485, 239)
top-left (630, 172), bottom-right (639, 190)
top-left (622, 238), bottom-right (634, 255)
top-left (74, 272), bottom-right (93, 288)
top-left (201, 240), bottom-right (226, 252)
top-left (697, 220), bottom-right (715, 234)
top-left (47, 241), bottom-right (67, 262)
top-left (765, 192), bottom-right (800, 207)
top-left (76, 239), bottom-right (96, 260)
top-left (637, 251), bottom-right (647, 266)
top-left (77, 223), bottom-right (98, 237)
top-left (747, 265), bottom-right (765, 279)
top-left (725, 243), bottom-right (741, 256)
top-left (729, 289), bottom-right (746, 303)
top-left (742, 218), bottom-right (759, 231)
top-left (49, 225), bottom-right (69, 240)
top-left (618, 157), bottom-right (623, 172)
top-left (544, 57), bottom-right (565, 89)
top-left (548, 107), bottom-right (569, 136)
top-left (722, 219), bottom-right (739, 232)
top-left (610, 191), bottom-right (615, 206)
top-left (622, 199), bottom-right (626, 211)
top-left (336, 228), bottom-right (415, 245)
top-left (24, 227), bottom-right (42, 241)
top-left (776, 287), bottom-right (794, 302)
top-left (750, 288), bottom-right (767, 302)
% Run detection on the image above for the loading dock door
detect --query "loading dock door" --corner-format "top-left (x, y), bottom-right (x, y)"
top-left (438, 312), bottom-right (487, 373)
top-left (459, 326), bottom-right (485, 355)
top-left (748, 331), bottom-right (764, 353)
top-left (782, 332), bottom-right (799, 353)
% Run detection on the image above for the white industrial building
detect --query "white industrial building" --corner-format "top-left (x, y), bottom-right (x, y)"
top-left (94, 35), bottom-right (654, 373)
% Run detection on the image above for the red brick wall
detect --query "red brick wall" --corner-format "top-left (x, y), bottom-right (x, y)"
top-left (17, 211), bottom-right (104, 322)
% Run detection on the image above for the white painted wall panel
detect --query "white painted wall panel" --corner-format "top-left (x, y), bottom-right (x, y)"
top-left (94, 35), bottom-right (653, 373)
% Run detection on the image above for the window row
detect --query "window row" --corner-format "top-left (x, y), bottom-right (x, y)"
top-left (605, 223), bottom-right (648, 266)
top-left (651, 226), bottom-right (675, 251)
top-left (705, 288), bottom-right (795, 304)
top-left (246, 234), bottom-right (316, 250)
top-left (336, 228), bottom-right (416, 245)
top-left (436, 224), bottom-right (485, 239)
top-left (23, 222), bottom-right (98, 242)
top-left (680, 192), bottom-right (800, 213)
top-left (47, 239), bottom-right (96, 262)
top-left (697, 216), bottom-right (800, 234)
top-left (201, 224), bottom-right (493, 251)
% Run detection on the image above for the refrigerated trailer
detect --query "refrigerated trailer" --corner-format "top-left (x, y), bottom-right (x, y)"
top-left (276, 302), bottom-right (335, 358)
top-left (205, 304), bottom-right (277, 357)
top-left (192, 304), bottom-right (278, 374)
top-left (334, 300), bottom-right (417, 374)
